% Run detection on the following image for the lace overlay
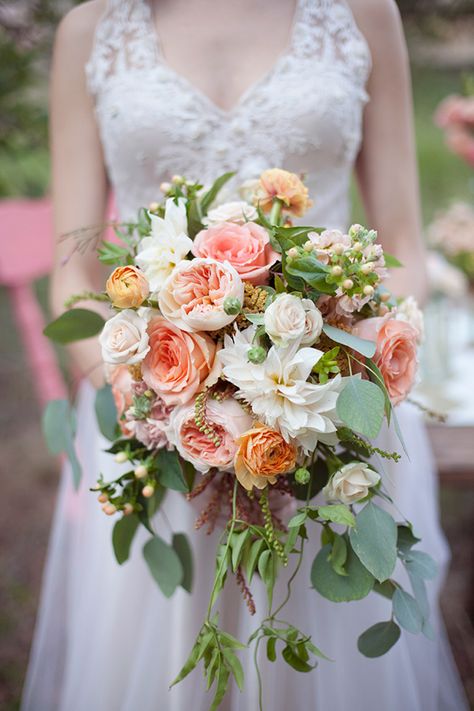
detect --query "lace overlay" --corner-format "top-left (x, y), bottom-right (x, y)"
top-left (85, 0), bottom-right (371, 226)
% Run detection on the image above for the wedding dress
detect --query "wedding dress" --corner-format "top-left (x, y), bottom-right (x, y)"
top-left (22, 1), bottom-right (468, 709)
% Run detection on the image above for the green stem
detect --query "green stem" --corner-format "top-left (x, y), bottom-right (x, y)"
top-left (269, 198), bottom-right (283, 226)
top-left (64, 291), bottom-right (110, 309)
top-left (253, 634), bottom-right (264, 711)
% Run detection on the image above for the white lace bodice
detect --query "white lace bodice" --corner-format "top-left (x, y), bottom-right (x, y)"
top-left (85, 0), bottom-right (371, 228)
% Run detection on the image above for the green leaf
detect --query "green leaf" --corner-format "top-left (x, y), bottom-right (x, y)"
top-left (274, 274), bottom-right (286, 293)
top-left (311, 543), bottom-right (374, 602)
top-left (97, 240), bottom-right (130, 265)
top-left (42, 399), bottom-right (81, 488)
top-left (218, 630), bottom-right (247, 650)
top-left (112, 514), bottom-right (139, 565)
top-left (244, 312), bottom-right (264, 325)
top-left (408, 572), bottom-right (429, 619)
top-left (373, 579), bottom-right (396, 600)
top-left (403, 550), bottom-right (438, 580)
top-left (318, 504), bottom-right (356, 528)
top-left (365, 357), bottom-right (392, 422)
top-left (288, 511), bottom-right (308, 528)
top-left (282, 645), bottom-right (315, 672)
top-left (209, 664), bottom-right (230, 711)
top-left (397, 524), bottom-right (421, 554)
top-left (172, 533), bottom-right (194, 593)
top-left (384, 253), bottom-right (403, 268)
top-left (201, 172), bottom-right (235, 214)
top-left (246, 538), bottom-right (265, 582)
top-left (357, 621), bottom-right (401, 658)
top-left (222, 648), bottom-right (244, 691)
top-left (170, 629), bottom-right (213, 687)
top-left (43, 308), bottom-right (105, 344)
top-left (322, 324), bottom-right (376, 358)
top-left (258, 549), bottom-right (277, 608)
top-left (266, 636), bottom-right (277, 662)
top-left (393, 588), bottom-right (423, 634)
top-left (329, 533), bottom-right (348, 576)
top-left (94, 384), bottom-right (118, 441)
top-left (349, 502), bottom-right (397, 582)
top-left (231, 529), bottom-right (250, 572)
top-left (336, 375), bottom-right (385, 438)
top-left (284, 254), bottom-right (334, 293)
top-left (143, 535), bottom-right (183, 597)
top-left (156, 449), bottom-right (189, 492)
top-left (186, 197), bottom-right (204, 239)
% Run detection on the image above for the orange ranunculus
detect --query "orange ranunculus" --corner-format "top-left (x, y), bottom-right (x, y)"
top-left (257, 168), bottom-right (312, 217)
top-left (234, 424), bottom-right (297, 490)
top-left (106, 266), bottom-right (149, 309)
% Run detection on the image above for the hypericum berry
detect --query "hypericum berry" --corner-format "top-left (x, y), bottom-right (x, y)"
top-left (248, 346), bottom-right (267, 364)
top-left (331, 265), bottom-right (343, 277)
top-left (97, 493), bottom-right (108, 504)
top-left (142, 485), bottom-right (155, 498)
top-left (333, 243), bottom-right (345, 255)
top-left (361, 262), bottom-right (374, 275)
top-left (123, 503), bottom-right (134, 516)
top-left (287, 247), bottom-right (298, 259)
top-left (159, 182), bottom-right (171, 193)
top-left (134, 465), bottom-right (148, 479)
top-left (363, 284), bottom-right (374, 296)
top-left (102, 503), bottom-right (117, 516)
top-left (295, 467), bottom-right (311, 485)
top-left (342, 278), bottom-right (354, 290)
top-left (171, 174), bottom-right (184, 185)
top-left (148, 201), bottom-right (160, 211)
top-left (114, 451), bottom-right (128, 464)
top-left (303, 241), bottom-right (314, 252)
top-left (223, 296), bottom-right (242, 315)
top-left (352, 241), bottom-right (363, 252)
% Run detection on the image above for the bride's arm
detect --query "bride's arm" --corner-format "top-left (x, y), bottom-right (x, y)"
top-left (50, 2), bottom-right (108, 388)
top-left (352, 0), bottom-right (428, 303)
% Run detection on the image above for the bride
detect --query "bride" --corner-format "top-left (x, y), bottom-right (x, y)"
top-left (22, 1), bottom-right (468, 709)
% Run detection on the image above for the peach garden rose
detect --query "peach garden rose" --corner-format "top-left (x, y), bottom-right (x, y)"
top-left (353, 316), bottom-right (418, 405)
top-left (234, 424), bottom-right (297, 490)
top-left (192, 222), bottom-right (279, 285)
top-left (142, 316), bottom-right (217, 405)
top-left (158, 257), bottom-right (244, 332)
top-left (106, 265), bottom-right (149, 309)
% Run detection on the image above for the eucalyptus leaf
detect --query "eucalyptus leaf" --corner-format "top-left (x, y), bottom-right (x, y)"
top-left (357, 621), bottom-right (401, 658)
top-left (336, 375), bottom-right (385, 439)
top-left (408, 572), bottom-right (430, 619)
top-left (323, 324), bottom-right (376, 358)
top-left (172, 533), bottom-right (194, 593)
top-left (311, 543), bottom-right (374, 602)
top-left (156, 448), bottom-right (189, 492)
top-left (112, 514), bottom-right (139, 565)
top-left (43, 308), bottom-right (105, 344)
top-left (42, 399), bottom-right (81, 488)
top-left (288, 512), bottom-right (308, 528)
top-left (393, 588), bottom-right (423, 634)
top-left (397, 524), bottom-right (421, 554)
top-left (143, 535), bottom-right (183, 597)
top-left (329, 533), bottom-right (348, 577)
top-left (349, 502), bottom-right (397, 582)
top-left (403, 550), bottom-right (438, 580)
top-left (384, 253), bottom-right (403, 268)
top-left (95, 384), bottom-right (118, 441)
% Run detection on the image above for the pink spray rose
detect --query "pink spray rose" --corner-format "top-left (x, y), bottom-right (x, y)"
top-left (168, 397), bottom-right (253, 473)
top-left (158, 258), bottom-right (244, 332)
top-left (353, 317), bottom-right (418, 405)
top-left (142, 316), bottom-right (217, 405)
top-left (193, 222), bottom-right (279, 285)
top-left (127, 398), bottom-right (173, 451)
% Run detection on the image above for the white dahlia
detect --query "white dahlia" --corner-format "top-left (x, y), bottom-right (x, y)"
top-left (219, 327), bottom-right (343, 453)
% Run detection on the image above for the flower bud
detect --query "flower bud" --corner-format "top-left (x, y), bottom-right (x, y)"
top-left (144, 390), bottom-right (154, 398)
top-left (102, 503), bottom-right (117, 516)
top-left (342, 279), bottom-right (354, 290)
top-left (361, 262), bottom-right (374, 275)
top-left (149, 201), bottom-right (160, 211)
top-left (160, 182), bottom-right (172, 193)
top-left (134, 465), bottom-right (148, 479)
top-left (349, 224), bottom-right (363, 238)
top-left (303, 241), bottom-right (314, 252)
top-left (363, 284), bottom-right (374, 296)
top-left (142, 485), bottom-right (155, 498)
top-left (331, 265), bottom-right (343, 277)
top-left (248, 346), bottom-right (267, 364)
top-left (171, 174), bottom-right (184, 185)
top-left (295, 467), bottom-right (311, 485)
top-left (380, 292), bottom-right (390, 303)
top-left (123, 503), bottom-right (134, 516)
top-left (114, 451), bottom-right (128, 464)
top-left (97, 493), bottom-right (108, 504)
top-left (352, 241), bottom-right (363, 252)
top-left (333, 243), bottom-right (345, 256)
top-left (287, 247), bottom-right (299, 259)
top-left (223, 296), bottom-right (242, 315)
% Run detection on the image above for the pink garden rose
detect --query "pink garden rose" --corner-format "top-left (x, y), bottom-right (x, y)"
top-left (168, 397), bottom-right (253, 473)
top-left (158, 258), bottom-right (244, 332)
top-left (435, 95), bottom-right (474, 167)
top-left (142, 316), bottom-right (217, 405)
top-left (192, 222), bottom-right (279, 285)
top-left (353, 316), bottom-right (418, 405)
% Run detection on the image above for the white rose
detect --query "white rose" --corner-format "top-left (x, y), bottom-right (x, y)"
top-left (135, 198), bottom-right (193, 293)
top-left (322, 461), bottom-right (380, 505)
top-left (202, 201), bottom-right (258, 227)
top-left (99, 310), bottom-right (150, 365)
top-left (300, 299), bottom-right (324, 345)
top-left (395, 296), bottom-right (425, 343)
top-left (264, 293), bottom-right (306, 347)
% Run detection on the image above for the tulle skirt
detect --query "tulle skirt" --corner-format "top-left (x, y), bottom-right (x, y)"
top-left (22, 382), bottom-right (468, 711)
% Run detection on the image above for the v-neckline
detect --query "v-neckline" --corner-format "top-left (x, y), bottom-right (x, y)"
top-left (145, 0), bottom-right (302, 118)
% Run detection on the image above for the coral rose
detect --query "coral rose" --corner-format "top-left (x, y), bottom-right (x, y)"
top-left (106, 266), bottom-right (149, 308)
top-left (168, 397), bottom-right (253, 473)
top-left (353, 317), bottom-right (418, 405)
top-left (234, 424), bottom-right (297, 490)
top-left (193, 222), bottom-right (279, 285)
top-left (107, 365), bottom-right (134, 435)
top-left (142, 316), bottom-right (217, 405)
top-left (158, 257), bottom-right (244, 332)
top-left (257, 168), bottom-right (312, 217)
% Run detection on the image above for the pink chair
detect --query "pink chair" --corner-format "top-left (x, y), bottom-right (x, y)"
top-left (0, 198), bottom-right (67, 405)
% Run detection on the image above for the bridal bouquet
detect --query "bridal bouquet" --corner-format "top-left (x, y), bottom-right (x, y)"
top-left (44, 169), bottom-right (436, 709)
top-left (427, 202), bottom-right (474, 286)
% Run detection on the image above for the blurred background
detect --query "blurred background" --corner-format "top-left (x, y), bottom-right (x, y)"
top-left (0, 1), bottom-right (473, 708)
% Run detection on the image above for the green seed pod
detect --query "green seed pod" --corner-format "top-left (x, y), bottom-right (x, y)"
top-left (247, 346), bottom-right (267, 364)
top-left (295, 467), bottom-right (311, 485)
top-left (223, 296), bottom-right (242, 315)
